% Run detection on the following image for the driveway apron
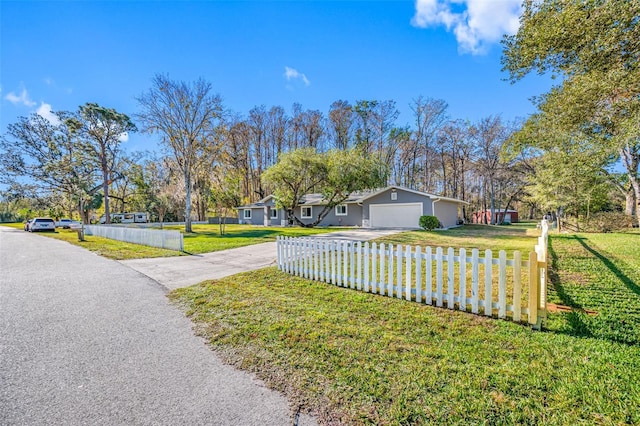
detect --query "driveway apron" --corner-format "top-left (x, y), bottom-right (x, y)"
top-left (121, 228), bottom-right (406, 290)
top-left (0, 227), bottom-right (316, 426)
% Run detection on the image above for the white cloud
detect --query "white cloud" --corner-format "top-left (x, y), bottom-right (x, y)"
top-left (411, 0), bottom-right (522, 55)
top-left (118, 132), bottom-right (129, 142)
top-left (5, 88), bottom-right (36, 107)
top-left (36, 102), bottom-right (61, 125)
top-left (284, 66), bottom-right (311, 87)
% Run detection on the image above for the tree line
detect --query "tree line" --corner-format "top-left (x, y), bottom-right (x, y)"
top-left (0, 76), bottom-right (533, 229)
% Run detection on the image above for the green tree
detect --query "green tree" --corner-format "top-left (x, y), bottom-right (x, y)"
top-left (0, 112), bottom-right (99, 221)
top-left (502, 0), bottom-right (640, 226)
top-left (262, 148), bottom-right (385, 227)
top-left (71, 103), bottom-right (136, 225)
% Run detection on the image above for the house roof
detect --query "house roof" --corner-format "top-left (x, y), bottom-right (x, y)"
top-left (235, 195), bottom-right (274, 209)
top-left (357, 186), bottom-right (469, 205)
top-left (237, 186), bottom-right (468, 208)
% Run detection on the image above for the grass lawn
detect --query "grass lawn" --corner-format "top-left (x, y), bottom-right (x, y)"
top-left (174, 224), bottom-right (350, 254)
top-left (374, 222), bottom-right (540, 255)
top-left (1, 223), bottom-right (183, 260)
top-left (171, 225), bottom-right (640, 425)
top-left (2, 222), bottom-right (348, 259)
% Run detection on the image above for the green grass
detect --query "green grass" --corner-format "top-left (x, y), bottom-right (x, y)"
top-left (374, 222), bottom-right (540, 256)
top-left (170, 225), bottom-right (640, 424)
top-left (3, 222), bottom-right (348, 259)
top-left (2, 223), bottom-right (183, 260)
top-left (545, 232), bottom-right (640, 345)
top-left (176, 224), bottom-right (350, 254)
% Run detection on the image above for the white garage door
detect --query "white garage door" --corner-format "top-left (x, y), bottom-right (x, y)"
top-left (370, 203), bottom-right (423, 228)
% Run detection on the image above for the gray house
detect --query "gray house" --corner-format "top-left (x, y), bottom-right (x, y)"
top-left (236, 186), bottom-right (467, 229)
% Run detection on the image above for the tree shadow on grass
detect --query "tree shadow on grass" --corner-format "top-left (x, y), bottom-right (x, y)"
top-left (572, 235), bottom-right (640, 296)
top-left (545, 236), bottom-right (640, 346)
top-left (546, 238), bottom-right (595, 340)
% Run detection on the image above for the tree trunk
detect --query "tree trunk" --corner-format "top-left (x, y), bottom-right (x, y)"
top-left (102, 166), bottom-right (110, 225)
top-left (184, 169), bottom-right (192, 233)
top-left (632, 178), bottom-right (640, 228)
top-left (620, 146), bottom-right (640, 227)
top-left (625, 188), bottom-right (635, 216)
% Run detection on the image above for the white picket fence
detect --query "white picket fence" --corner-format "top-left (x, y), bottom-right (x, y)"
top-left (276, 221), bottom-right (549, 327)
top-left (84, 225), bottom-right (184, 251)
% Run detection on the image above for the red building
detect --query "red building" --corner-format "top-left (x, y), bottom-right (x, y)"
top-left (472, 209), bottom-right (519, 224)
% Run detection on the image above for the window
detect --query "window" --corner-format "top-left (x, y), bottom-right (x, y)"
top-left (335, 204), bottom-right (347, 216)
top-left (301, 206), bottom-right (312, 218)
top-left (270, 209), bottom-right (278, 219)
top-left (391, 191), bottom-right (398, 201)
top-left (243, 209), bottom-right (251, 219)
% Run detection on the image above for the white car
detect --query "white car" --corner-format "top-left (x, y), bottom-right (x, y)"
top-left (56, 218), bottom-right (81, 229)
top-left (29, 217), bottom-right (56, 232)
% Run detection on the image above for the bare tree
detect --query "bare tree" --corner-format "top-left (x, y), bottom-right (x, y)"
top-left (471, 116), bottom-right (511, 224)
top-left (328, 100), bottom-right (354, 150)
top-left (411, 96), bottom-right (449, 193)
top-left (136, 75), bottom-right (223, 232)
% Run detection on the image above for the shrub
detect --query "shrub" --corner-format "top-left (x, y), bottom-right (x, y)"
top-left (581, 211), bottom-right (636, 232)
top-left (419, 215), bottom-right (439, 231)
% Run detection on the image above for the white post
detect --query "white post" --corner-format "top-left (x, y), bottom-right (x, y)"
top-left (396, 245), bottom-right (403, 299)
top-left (336, 240), bottom-right (343, 286)
top-left (484, 249), bottom-right (493, 316)
top-left (313, 239), bottom-right (319, 281)
top-left (387, 244), bottom-right (394, 297)
top-left (356, 242), bottom-right (363, 291)
top-left (447, 247), bottom-right (455, 309)
top-left (513, 251), bottom-right (522, 322)
top-left (370, 242), bottom-right (376, 294)
top-left (343, 241), bottom-right (350, 288)
top-left (349, 241), bottom-right (355, 289)
top-left (330, 241), bottom-right (336, 284)
top-left (436, 247), bottom-right (443, 307)
top-left (459, 248), bottom-right (467, 312)
top-left (379, 243), bottom-right (386, 296)
top-left (364, 242), bottom-right (370, 292)
top-left (405, 245), bottom-right (412, 301)
top-left (325, 240), bottom-right (331, 283)
top-left (471, 248), bottom-right (479, 314)
top-left (415, 246), bottom-right (422, 304)
top-left (498, 250), bottom-right (507, 319)
top-left (425, 246), bottom-right (433, 305)
top-left (303, 238), bottom-right (309, 278)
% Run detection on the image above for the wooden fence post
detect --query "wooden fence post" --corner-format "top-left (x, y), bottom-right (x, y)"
top-left (528, 251), bottom-right (539, 326)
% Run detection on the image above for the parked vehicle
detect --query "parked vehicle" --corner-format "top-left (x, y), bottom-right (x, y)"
top-left (56, 218), bottom-right (81, 229)
top-left (23, 219), bottom-right (34, 231)
top-left (29, 217), bottom-right (56, 232)
top-left (98, 212), bottom-right (148, 224)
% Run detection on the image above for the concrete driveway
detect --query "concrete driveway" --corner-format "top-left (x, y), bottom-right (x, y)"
top-left (122, 228), bottom-right (405, 290)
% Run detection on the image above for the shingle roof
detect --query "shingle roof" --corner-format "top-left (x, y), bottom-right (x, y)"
top-left (237, 186), bottom-right (467, 208)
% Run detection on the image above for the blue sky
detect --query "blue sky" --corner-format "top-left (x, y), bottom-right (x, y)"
top-left (1, 0), bottom-right (550, 152)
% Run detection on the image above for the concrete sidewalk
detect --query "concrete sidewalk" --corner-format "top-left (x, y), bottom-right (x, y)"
top-left (121, 228), bottom-right (405, 290)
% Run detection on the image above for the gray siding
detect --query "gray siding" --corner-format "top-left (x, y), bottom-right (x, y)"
top-left (293, 204), bottom-right (362, 227)
top-left (238, 207), bottom-right (264, 225)
top-left (265, 207), bottom-right (286, 226)
top-left (434, 200), bottom-right (460, 228)
top-left (362, 189), bottom-right (433, 220)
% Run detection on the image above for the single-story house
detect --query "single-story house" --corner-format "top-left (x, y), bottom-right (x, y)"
top-left (472, 209), bottom-right (519, 224)
top-left (236, 186), bottom-right (467, 229)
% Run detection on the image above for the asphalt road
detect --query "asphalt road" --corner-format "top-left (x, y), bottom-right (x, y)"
top-left (0, 226), bottom-right (316, 426)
